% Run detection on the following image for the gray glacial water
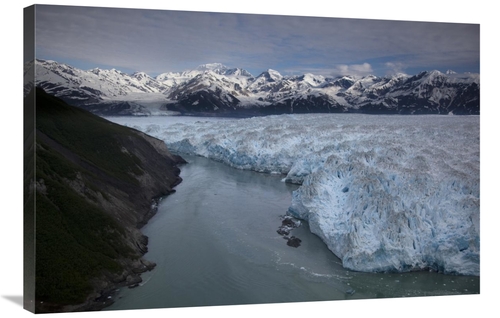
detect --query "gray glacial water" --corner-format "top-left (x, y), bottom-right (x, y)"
top-left (105, 153), bottom-right (479, 311)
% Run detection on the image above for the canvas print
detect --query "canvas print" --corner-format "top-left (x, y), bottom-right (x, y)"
top-left (23, 4), bottom-right (480, 314)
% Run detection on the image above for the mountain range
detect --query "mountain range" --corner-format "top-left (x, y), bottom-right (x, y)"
top-left (24, 59), bottom-right (480, 116)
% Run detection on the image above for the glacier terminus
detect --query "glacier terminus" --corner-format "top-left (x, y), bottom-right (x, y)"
top-left (109, 113), bottom-right (480, 276)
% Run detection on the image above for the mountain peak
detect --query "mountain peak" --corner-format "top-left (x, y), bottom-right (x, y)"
top-left (258, 69), bottom-right (282, 82)
top-left (225, 67), bottom-right (253, 77)
top-left (196, 63), bottom-right (229, 73)
top-left (132, 71), bottom-right (152, 80)
top-left (266, 69), bottom-right (281, 75)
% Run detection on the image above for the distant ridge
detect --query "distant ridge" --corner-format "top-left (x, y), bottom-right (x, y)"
top-left (25, 59), bottom-right (480, 116)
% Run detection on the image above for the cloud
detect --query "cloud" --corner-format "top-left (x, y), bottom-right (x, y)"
top-left (331, 63), bottom-right (374, 77)
top-left (33, 5), bottom-right (479, 76)
top-left (384, 62), bottom-right (407, 75)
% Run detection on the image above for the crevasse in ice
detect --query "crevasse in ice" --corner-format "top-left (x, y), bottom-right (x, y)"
top-left (117, 113), bottom-right (480, 276)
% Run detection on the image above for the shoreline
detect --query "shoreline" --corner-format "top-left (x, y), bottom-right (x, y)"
top-left (59, 188), bottom-right (182, 313)
top-left (35, 158), bottom-right (186, 314)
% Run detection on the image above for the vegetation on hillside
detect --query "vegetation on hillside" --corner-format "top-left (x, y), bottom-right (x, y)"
top-left (25, 88), bottom-right (183, 311)
top-left (35, 89), bottom-right (144, 184)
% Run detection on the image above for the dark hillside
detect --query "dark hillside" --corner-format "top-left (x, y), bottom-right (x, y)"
top-left (26, 88), bottom-right (185, 312)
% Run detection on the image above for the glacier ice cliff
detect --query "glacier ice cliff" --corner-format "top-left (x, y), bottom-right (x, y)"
top-left (112, 113), bottom-right (480, 276)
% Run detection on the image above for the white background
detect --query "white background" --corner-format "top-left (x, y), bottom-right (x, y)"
top-left (1, 1), bottom-right (497, 317)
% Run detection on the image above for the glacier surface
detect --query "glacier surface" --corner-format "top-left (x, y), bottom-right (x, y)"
top-left (111, 114), bottom-right (480, 276)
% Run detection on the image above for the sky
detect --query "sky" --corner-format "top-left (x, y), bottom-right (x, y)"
top-left (32, 4), bottom-right (480, 78)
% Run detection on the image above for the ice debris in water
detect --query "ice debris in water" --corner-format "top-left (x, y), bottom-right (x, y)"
top-left (114, 113), bottom-right (480, 276)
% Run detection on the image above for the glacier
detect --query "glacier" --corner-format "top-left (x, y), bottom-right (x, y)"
top-left (109, 113), bottom-right (480, 276)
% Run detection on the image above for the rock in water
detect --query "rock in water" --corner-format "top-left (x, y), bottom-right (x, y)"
top-left (286, 236), bottom-right (302, 248)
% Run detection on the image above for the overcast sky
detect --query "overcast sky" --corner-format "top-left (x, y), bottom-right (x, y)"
top-left (33, 4), bottom-right (479, 78)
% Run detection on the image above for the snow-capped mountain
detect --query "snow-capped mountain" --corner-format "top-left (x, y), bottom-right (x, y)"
top-left (25, 59), bottom-right (480, 116)
top-left (28, 59), bottom-right (169, 102)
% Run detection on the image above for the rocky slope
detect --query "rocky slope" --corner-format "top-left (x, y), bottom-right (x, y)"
top-left (25, 88), bottom-right (185, 313)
